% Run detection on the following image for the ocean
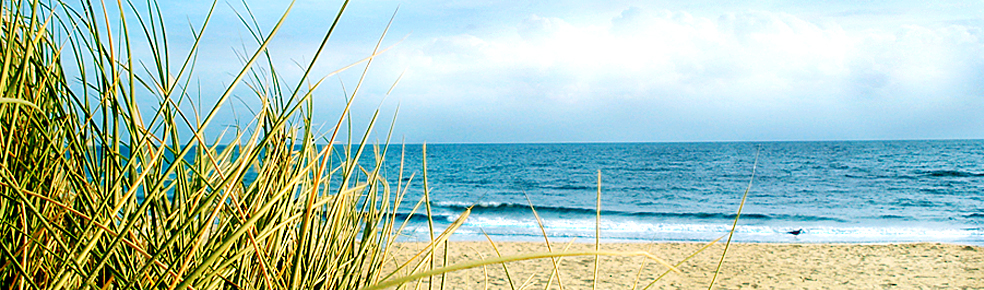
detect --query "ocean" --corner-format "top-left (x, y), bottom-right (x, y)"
top-left (371, 140), bottom-right (984, 245)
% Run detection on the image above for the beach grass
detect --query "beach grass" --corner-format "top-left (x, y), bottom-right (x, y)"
top-left (1, 0), bottom-right (419, 288)
top-left (0, 0), bottom-right (756, 289)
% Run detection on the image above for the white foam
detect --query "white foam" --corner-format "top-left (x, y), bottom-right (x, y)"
top-left (434, 200), bottom-right (507, 208)
top-left (399, 215), bottom-right (984, 245)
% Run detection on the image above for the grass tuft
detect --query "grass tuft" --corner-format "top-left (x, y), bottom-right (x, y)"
top-left (1, 1), bottom-right (754, 289)
top-left (0, 0), bottom-right (424, 289)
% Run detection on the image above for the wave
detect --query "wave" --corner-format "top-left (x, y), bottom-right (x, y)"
top-left (393, 212), bottom-right (463, 224)
top-left (849, 170), bottom-right (984, 180)
top-left (965, 213), bottom-right (984, 219)
top-left (896, 198), bottom-right (937, 208)
top-left (434, 200), bottom-right (510, 208)
top-left (540, 184), bottom-right (596, 190)
top-left (395, 220), bottom-right (984, 245)
top-left (393, 203), bottom-right (983, 245)
top-left (918, 170), bottom-right (984, 178)
top-left (431, 200), bottom-right (847, 222)
top-left (878, 214), bottom-right (913, 220)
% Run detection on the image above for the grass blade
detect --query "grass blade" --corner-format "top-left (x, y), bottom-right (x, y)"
top-left (708, 149), bottom-right (760, 289)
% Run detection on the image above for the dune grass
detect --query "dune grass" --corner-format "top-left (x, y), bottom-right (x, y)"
top-left (1, 0), bottom-right (416, 288)
top-left (0, 0), bottom-right (754, 289)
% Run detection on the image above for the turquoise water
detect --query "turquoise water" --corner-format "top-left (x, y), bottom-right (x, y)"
top-left (376, 140), bottom-right (984, 245)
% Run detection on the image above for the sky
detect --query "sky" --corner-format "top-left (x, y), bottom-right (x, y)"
top-left (150, 0), bottom-right (984, 143)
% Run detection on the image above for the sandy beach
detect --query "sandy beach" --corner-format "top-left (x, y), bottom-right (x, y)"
top-left (384, 241), bottom-right (983, 289)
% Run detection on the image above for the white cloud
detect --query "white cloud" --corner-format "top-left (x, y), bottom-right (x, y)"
top-left (384, 6), bottom-right (984, 142)
top-left (517, 14), bottom-right (573, 42)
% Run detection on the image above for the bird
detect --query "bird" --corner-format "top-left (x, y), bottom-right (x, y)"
top-left (787, 229), bottom-right (803, 235)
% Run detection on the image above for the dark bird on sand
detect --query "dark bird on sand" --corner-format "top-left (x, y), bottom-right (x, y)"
top-left (788, 229), bottom-right (803, 235)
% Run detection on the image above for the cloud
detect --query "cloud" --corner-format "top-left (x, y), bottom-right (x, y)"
top-left (517, 14), bottom-right (572, 42)
top-left (384, 6), bottom-right (984, 142)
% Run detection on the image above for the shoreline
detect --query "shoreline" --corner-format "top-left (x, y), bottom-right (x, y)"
top-left (396, 233), bottom-right (984, 247)
top-left (385, 241), bottom-right (984, 289)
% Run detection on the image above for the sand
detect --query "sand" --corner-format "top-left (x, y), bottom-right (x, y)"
top-left (383, 241), bottom-right (983, 289)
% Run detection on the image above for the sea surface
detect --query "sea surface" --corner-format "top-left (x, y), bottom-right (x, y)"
top-left (364, 140), bottom-right (984, 245)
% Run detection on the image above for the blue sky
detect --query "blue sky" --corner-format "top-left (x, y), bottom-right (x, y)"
top-left (154, 0), bottom-right (984, 143)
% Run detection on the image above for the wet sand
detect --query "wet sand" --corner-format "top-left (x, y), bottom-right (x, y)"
top-left (384, 241), bottom-right (983, 289)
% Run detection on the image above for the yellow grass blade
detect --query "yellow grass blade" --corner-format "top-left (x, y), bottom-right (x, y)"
top-left (523, 194), bottom-right (565, 290)
top-left (0, 98), bottom-right (41, 111)
top-left (481, 229), bottom-right (517, 290)
top-left (593, 170), bottom-right (602, 290)
top-left (641, 234), bottom-right (726, 290)
top-left (708, 150), bottom-right (759, 289)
